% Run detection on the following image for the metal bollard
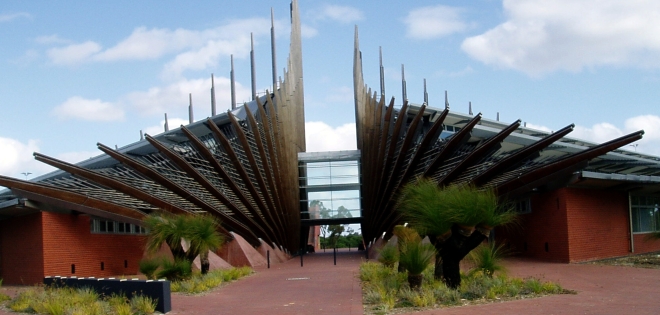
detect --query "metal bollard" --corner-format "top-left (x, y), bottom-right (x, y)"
top-left (267, 250), bottom-right (270, 269)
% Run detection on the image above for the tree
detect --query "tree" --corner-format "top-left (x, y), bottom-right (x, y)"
top-left (397, 179), bottom-right (516, 289)
top-left (144, 213), bottom-right (224, 275)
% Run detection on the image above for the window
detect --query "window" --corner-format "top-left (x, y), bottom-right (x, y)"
top-left (513, 198), bottom-right (532, 214)
top-left (631, 195), bottom-right (660, 233)
top-left (90, 218), bottom-right (148, 235)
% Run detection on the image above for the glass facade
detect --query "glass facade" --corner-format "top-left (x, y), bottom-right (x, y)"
top-left (631, 195), bottom-right (660, 233)
top-left (90, 218), bottom-right (148, 235)
top-left (299, 153), bottom-right (361, 220)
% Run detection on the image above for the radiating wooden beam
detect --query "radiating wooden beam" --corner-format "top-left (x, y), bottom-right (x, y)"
top-left (496, 130), bottom-right (644, 195)
top-left (34, 152), bottom-right (190, 216)
top-left (437, 119), bottom-right (521, 185)
top-left (179, 125), bottom-right (282, 245)
top-left (422, 113), bottom-right (483, 177)
top-left (471, 124), bottom-right (575, 186)
top-left (97, 142), bottom-right (260, 245)
top-left (0, 175), bottom-right (145, 225)
top-left (144, 134), bottom-right (274, 245)
top-left (204, 118), bottom-right (286, 243)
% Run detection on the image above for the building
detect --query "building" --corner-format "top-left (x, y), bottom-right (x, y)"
top-left (2, 1), bottom-right (660, 284)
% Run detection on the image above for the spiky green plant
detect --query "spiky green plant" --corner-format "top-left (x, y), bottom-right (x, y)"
top-left (399, 239), bottom-right (435, 290)
top-left (139, 258), bottom-right (161, 280)
top-left (156, 258), bottom-right (192, 281)
top-left (186, 214), bottom-right (224, 274)
top-left (397, 179), bottom-right (457, 236)
top-left (130, 295), bottom-right (156, 314)
top-left (378, 244), bottom-right (399, 268)
top-left (467, 242), bottom-right (508, 277)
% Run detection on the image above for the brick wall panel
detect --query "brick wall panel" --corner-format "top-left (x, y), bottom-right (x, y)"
top-left (41, 212), bottom-right (146, 280)
top-left (632, 234), bottom-right (660, 253)
top-left (564, 189), bottom-right (631, 262)
top-left (0, 212), bottom-right (45, 285)
top-left (496, 189), bottom-right (570, 262)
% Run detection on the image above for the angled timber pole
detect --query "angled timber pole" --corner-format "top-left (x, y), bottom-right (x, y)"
top-left (179, 125), bottom-right (282, 245)
top-left (97, 143), bottom-right (259, 245)
top-left (34, 153), bottom-right (190, 216)
top-left (496, 130), bottom-right (645, 196)
top-left (437, 119), bottom-right (522, 185)
top-left (144, 135), bottom-right (274, 244)
top-left (0, 175), bottom-right (145, 226)
top-left (245, 101), bottom-right (286, 220)
top-left (205, 118), bottom-right (287, 243)
top-left (471, 124), bottom-right (575, 186)
top-left (227, 112), bottom-right (288, 237)
top-left (421, 113), bottom-right (483, 177)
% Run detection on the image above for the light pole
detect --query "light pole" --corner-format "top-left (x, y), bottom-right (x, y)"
top-left (630, 144), bottom-right (638, 152)
top-left (21, 172), bottom-right (32, 181)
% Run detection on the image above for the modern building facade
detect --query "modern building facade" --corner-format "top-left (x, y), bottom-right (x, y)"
top-left (2, 1), bottom-right (660, 284)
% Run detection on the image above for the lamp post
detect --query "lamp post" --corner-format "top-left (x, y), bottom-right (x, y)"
top-left (21, 172), bottom-right (32, 181)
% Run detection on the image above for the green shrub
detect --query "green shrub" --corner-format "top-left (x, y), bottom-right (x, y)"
top-left (171, 267), bottom-right (253, 294)
top-left (468, 242), bottom-right (508, 277)
top-left (378, 244), bottom-right (399, 268)
top-left (157, 258), bottom-right (192, 281)
top-left (131, 295), bottom-right (157, 314)
top-left (139, 258), bottom-right (162, 280)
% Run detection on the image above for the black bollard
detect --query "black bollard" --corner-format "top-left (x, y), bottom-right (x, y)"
top-left (267, 250), bottom-right (270, 269)
top-left (333, 246), bottom-right (337, 265)
top-left (300, 249), bottom-right (303, 267)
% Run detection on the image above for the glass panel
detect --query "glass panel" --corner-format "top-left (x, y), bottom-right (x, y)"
top-left (638, 208), bottom-right (654, 232)
top-left (100, 220), bottom-right (107, 232)
top-left (632, 207), bottom-right (640, 232)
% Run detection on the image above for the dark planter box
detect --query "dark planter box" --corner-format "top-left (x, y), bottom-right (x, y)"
top-left (44, 276), bottom-right (171, 313)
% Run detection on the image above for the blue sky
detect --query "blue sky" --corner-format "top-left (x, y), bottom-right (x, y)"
top-left (1, 0), bottom-right (660, 180)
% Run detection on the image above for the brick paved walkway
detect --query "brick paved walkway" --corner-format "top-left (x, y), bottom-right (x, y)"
top-left (169, 248), bottom-right (364, 315)
top-left (2, 253), bottom-right (660, 314)
top-left (407, 258), bottom-right (660, 315)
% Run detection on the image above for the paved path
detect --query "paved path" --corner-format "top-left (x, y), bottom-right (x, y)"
top-left (3, 253), bottom-right (660, 314)
top-left (170, 248), bottom-right (364, 315)
top-left (409, 258), bottom-right (660, 315)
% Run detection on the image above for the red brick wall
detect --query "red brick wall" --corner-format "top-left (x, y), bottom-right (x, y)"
top-left (41, 212), bottom-right (147, 280)
top-left (632, 233), bottom-right (660, 253)
top-left (564, 188), bottom-right (631, 262)
top-left (496, 189), bottom-right (571, 262)
top-left (0, 212), bottom-right (45, 285)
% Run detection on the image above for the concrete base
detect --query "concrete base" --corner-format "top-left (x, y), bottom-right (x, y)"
top-left (192, 250), bottom-right (233, 271)
top-left (217, 233), bottom-right (267, 267)
top-left (368, 237), bottom-right (388, 261)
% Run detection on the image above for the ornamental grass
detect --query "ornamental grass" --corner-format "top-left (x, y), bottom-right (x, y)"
top-left (361, 261), bottom-right (570, 314)
top-left (8, 286), bottom-right (156, 315)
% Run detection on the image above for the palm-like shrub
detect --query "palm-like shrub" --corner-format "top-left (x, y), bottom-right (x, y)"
top-left (397, 179), bottom-right (516, 289)
top-left (467, 242), bottom-right (508, 277)
top-left (156, 259), bottom-right (192, 281)
top-left (378, 244), bottom-right (399, 268)
top-left (186, 215), bottom-right (224, 274)
top-left (398, 239), bottom-right (435, 290)
top-left (138, 258), bottom-right (161, 280)
top-left (144, 213), bottom-right (224, 278)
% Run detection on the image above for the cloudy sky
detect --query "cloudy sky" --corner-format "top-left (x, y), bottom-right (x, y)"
top-left (1, 0), bottom-right (659, 180)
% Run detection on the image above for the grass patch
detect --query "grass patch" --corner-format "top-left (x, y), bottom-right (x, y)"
top-left (7, 286), bottom-right (156, 314)
top-left (361, 261), bottom-right (570, 314)
top-left (171, 266), bottom-right (253, 294)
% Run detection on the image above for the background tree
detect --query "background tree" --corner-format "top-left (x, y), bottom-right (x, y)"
top-left (397, 179), bottom-right (516, 289)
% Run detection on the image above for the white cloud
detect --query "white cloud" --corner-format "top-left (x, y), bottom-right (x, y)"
top-left (301, 24), bottom-right (319, 38)
top-left (320, 5), bottom-right (364, 24)
top-left (56, 151), bottom-right (103, 164)
top-left (305, 122), bottom-right (356, 152)
top-left (123, 76), bottom-right (251, 116)
top-left (143, 118), bottom-right (189, 136)
top-left (404, 5), bottom-right (467, 39)
top-left (524, 123), bottom-right (552, 133)
top-left (35, 34), bottom-right (71, 45)
top-left (0, 12), bottom-right (31, 22)
top-left (161, 36), bottom-right (251, 79)
top-left (570, 114), bottom-right (660, 156)
top-left (52, 96), bottom-right (124, 121)
top-left (0, 138), bottom-right (54, 180)
top-left (462, 0), bottom-right (660, 76)
top-left (46, 41), bottom-right (102, 65)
